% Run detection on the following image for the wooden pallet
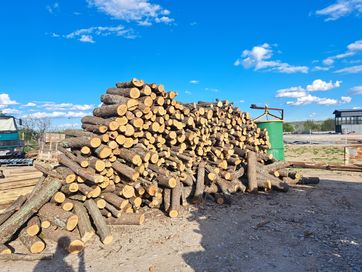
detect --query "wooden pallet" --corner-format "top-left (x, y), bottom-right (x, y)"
top-left (0, 166), bottom-right (42, 209)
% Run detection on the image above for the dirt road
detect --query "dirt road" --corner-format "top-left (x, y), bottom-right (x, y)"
top-left (2, 169), bottom-right (362, 272)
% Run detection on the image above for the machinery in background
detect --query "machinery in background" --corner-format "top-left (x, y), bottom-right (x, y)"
top-left (0, 114), bottom-right (33, 166)
top-left (250, 104), bottom-right (285, 161)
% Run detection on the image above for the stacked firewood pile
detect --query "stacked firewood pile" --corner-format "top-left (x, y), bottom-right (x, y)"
top-left (0, 78), bottom-right (310, 257)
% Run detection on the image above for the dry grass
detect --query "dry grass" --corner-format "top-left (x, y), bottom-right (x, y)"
top-left (285, 144), bottom-right (345, 165)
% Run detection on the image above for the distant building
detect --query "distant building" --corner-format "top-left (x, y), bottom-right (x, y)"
top-left (333, 109), bottom-right (362, 133)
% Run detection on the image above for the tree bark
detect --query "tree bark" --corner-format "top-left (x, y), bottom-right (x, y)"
top-left (106, 213), bottom-right (145, 225)
top-left (38, 203), bottom-right (78, 231)
top-left (193, 161), bottom-right (205, 203)
top-left (0, 177), bottom-right (62, 244)
top-left (73, 201), bottom-right (95, 243)
top-left (0, 195), bottom-right (26, 225)
top-left (84, 199), bottom-right (113, 245)
top-left (247, 151), bottom-right (258, 193)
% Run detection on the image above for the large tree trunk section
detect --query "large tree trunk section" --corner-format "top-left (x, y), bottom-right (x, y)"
top-left (84, 199), bottom-right (113, 245)
top-left (0, 177), bottom-right (62, 244)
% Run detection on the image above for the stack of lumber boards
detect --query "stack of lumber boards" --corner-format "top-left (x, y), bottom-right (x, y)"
top-left (0, 78), bottom-right (309, 257)
top-left (0, 167), bottom-right (42, 209)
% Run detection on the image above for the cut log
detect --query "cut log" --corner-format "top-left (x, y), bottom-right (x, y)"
top-left (102, 193), bottom-right (128, 209)
top-left (0, 253), bottom-right (53, 261)
top-left (247, 151), bottom-right (258, 193)
top-left (169, 180), bottom-right (181, 218)
top-left (38, 203), bottom-right (78, 231)
top-left (26, 216), bottom-right (41, 236)
top-left (101, 94), bottom-right (138, 109)
top-left (0, 195), bottom-right (26, 225)
top-left (193, 161), bottom-right (205, 203)
top-left (106, 213), bottom-right (145, 225)
top-left (73, 202), bottom-right (95, 243)
top-left (84, 199), bottom-right (113, 245)
top-left (58, 154), bottom-right (103, 184)
top-left (93, 104), bottom-right (128, 118)
top-left (112, 161), bottom-right (139, 181)
top-left (106, 87), bottom-right (141, 99)
top-left (19, 228), bottom-right (45, 254)
top-left (40, 227), bottom-right (84, 254)
top-left (0, 244), bottom-right (12, 254)
top-left (0, 177), bottom-right (62, 244)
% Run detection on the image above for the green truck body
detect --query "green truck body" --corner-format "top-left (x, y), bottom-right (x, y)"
top-left (0, 115), bottom-right (24, 158)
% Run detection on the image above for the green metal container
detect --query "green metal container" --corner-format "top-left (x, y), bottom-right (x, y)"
top-left (256, 120), bottom-right (284, 161)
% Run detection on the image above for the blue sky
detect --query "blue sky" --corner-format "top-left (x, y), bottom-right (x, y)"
top-left (0, 0), bottom-right (362, 128)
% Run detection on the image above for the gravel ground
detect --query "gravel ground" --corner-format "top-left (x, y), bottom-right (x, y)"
top-left (1, 170), bottom-right (362, 272)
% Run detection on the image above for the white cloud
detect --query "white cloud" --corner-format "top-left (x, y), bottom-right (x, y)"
top-left (87, 0), bottom-right (174, 25)
top-left (323, 58), bottom-right (334, 66)
top-left (2, 108), bottom-right (21, 115)
top-left (239, 100), bottom-right (245, 103)
top-left (306, 79), bottom-right (342, 91)
top-left (79, 35), bottom-right (95, 43)
top-left (322, 39), bottom-right (362, 69)
top-left (234, 59), bottom-right (241, 66)
top-left (47, 2), bottom-right (59, 14)
top-left (277, 79), bottom-right (346, 106)
top-left (0, 93), bottom-right (18, 109)
top-left (350, 86), bottom-right (362, 94)
top-left (316, 0), bottom-right (362, 21)
top-left (40, 103), bottom-right (94, 111)
top-left (23, 102), bottom-right (36, 107)
top-left (313, 66), bottom-right (332, 71)
top-left (287, 94), bottom-right (338, 106)
top-left (276, 86), bottom-right (306, 98)
top-left (184, 90), bottom-right (192, 95)
top-left (353, 106), bottom-right (362, 109)
top-left (348, 39), bottom-right (362, 51)
top-left (235, 43), bottom-right (308, 73)
top-left (341, 96), bottom-right (352, 103)
top-left (189, 80), bottom-right (199, 84)
top-left (24, 111), bottom-right (89, 119)
top-left (335, 65), bottom-right (362, 73)
top-left (204, 88), bottom-right (219, 93)
top-left (58, 25), bottom-right (136, 43)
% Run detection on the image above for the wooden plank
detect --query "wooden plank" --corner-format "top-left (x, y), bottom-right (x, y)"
top-left (0, 178), bottom-right (40, 191)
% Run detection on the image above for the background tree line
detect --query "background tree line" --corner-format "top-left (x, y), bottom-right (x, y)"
top-left (283, 119), bottom-right (335, 133)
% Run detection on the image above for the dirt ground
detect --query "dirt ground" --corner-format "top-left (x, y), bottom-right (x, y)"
top-left (1, 143), bottom-right (362, 272)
